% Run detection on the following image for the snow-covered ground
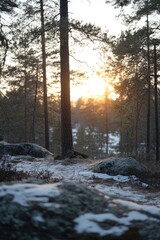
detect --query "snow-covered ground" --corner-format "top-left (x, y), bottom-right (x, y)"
top-left (1, 158), bottom-right (160, 238)
top-left (13, 159), bottom-right (160, 208)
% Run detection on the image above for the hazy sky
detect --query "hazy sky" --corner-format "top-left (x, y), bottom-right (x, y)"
top-left (69, 0), bottom-right (124, 36)
top-left (68, 0), bottom-right (124, 100)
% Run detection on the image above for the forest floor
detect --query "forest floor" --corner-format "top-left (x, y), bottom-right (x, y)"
top-left (3, 157), bottom-right (159, 208)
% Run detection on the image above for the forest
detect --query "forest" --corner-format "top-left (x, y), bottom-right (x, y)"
top-left (1, 1), bottom-right (160, 239)
top-left (0, 0), bottom-right (160, 161)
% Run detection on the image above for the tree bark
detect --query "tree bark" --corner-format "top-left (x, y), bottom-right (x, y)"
top-left (60, 0), bottom-right (74, 158)
top-left (153, 42), bottom-right (159, 161)
top-left (24, 59), bottom-right (28, 142)
top-left (146, 2), bottom-right (151, 156)
top-left (40, 0), bottom-right (50, 150)
top-left (30, 64), bottom-right (39, 143)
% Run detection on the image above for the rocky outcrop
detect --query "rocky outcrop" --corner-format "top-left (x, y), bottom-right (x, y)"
top-left (0, 182), bottom-right (160, 239)
top-left (92, 157), bottom-right (150, 178)
top-left (0, 142), bottom-right (54, 158)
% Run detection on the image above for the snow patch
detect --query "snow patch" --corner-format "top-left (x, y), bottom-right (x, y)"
top-left (32, 214), bottom-right (44, 222)
top-left (74, 210), bottom-right (156, 236)
top-left (9, 160), bottom-right (160, 208)
top-left (74, 212), bottom-right (128, 236)
top-left (79, 171), bottom-right (138, 182)
top-left (0, 183), bottom-right (60, 206)
top-left (114, 199), bottom-right (160, 216)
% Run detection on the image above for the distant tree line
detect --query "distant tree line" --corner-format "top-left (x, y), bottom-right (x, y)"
top-left (0, 0), bottom-right (103, 158)
top-left (0, 0), bottom-right (159, 160)
top-left (105, 0), bottom-right (160, 160)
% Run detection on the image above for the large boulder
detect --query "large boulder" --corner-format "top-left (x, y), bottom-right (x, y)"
top-left (0, 142), bottom-right (54, 158)
top-left (0, 182), bottom-right (160, 239)
top-left (92, 157), bottom-right (150, 178)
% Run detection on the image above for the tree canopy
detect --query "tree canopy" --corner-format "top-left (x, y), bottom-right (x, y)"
top-left (0, 0), bottom-right (17, 13)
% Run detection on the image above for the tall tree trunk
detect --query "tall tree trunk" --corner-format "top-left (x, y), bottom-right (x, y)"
top-left (153, 42), bottom-right (159, 161)
top-left (146, 2), bottom-right (151, 156)
top-left (105, 95), bottom-right (109, 156)
top-left (134, 70), bottom-right (141, 156)
top-left (30, 64), bottom-right (39, 143)
top-left (24, 59), bottom-right (28, 142)
top-left (60, 0), bottom-right (74, 158)
top-left (40, 0), bottom-right (50, 150)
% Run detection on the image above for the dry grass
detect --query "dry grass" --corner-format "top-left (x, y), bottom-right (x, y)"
top-left (142, 160), bottom-right (160, 173)
top-left (0, 164), bottom-right (56, 183)
top-left (132, 156), bottom-right (160, 190)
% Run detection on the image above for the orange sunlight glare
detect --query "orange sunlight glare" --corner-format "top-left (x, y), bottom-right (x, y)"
top-left (71, 75), bottom-right (105, 101)
top-left (70, 74), bottom-right (117, 102)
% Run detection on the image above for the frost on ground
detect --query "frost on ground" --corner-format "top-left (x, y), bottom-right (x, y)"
top-left (0, 157), bottom-right (160, 239)
top-left (0, 183), bottom-right (60, 206)
top-left (0, 179), bottom-right (160, 239)
top-left (13, 159), bottom-right (160, 207)
top-left (74, 210), bottom-right (155, 236)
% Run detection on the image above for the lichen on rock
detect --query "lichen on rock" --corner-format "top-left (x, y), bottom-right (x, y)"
top-left (0, 141), bottom-right (54, 158)
top-left (92, 157), bottom-right (150, 178)
top-left (0, 182), bottom-right (160, 239)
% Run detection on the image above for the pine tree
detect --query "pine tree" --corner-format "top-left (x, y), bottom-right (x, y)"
top-left (60, 0), bottom-right (74, 158)
top-left (0, 0), bottom-right (18, 69)
top-left (40, 0), bottom-right (49, 150)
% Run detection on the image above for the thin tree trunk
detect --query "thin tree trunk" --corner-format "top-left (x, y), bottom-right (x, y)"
top-left (24, 60), bottom-right (27, 142)
top-left (105, 95), bottom-right (109, 156)
top-left (135, 100), bottom-right (139, 156)
top-left (40, 0), bottom-right (50, 150)
top-left (146, 3), bottom-right (151, 156)
top-left (134, 70), bottom-right (141, 156)
top-left (30, 64), bottom-right (39, 142)
top-left (60, 0), bottom-right (74, 158)
top-left (153, 42), bottom-right (159, 161)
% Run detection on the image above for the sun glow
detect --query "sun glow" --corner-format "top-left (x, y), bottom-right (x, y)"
top-left (70, 72), bottom-right (117, 102)
top-left (71, 75), bottom-right (104, 101)
top-left (69, 35), bottom-right (118, 102)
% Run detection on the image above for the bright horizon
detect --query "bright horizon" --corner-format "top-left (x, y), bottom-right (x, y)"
top-left (71, 75), bottom-right (106, 101)
top-left (70, 72), bottom-right (118, 102)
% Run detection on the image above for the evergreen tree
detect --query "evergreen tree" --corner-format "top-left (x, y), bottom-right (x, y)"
top-left (60, 0), bottom-right (74, 158)
top-left (0, 0), bottom-right (18, 70)
top-left (105, 0), bottom-right (160, 158)
top-left (0, 0), bottom-right (17, 12)
top-left (40, 0), bottom-right (49, 150)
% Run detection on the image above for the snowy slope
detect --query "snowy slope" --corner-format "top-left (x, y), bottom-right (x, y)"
top-left (13, 159), bottom-right (160, 207)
